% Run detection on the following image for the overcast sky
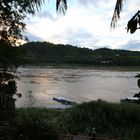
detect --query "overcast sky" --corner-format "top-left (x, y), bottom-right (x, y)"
top-left (25, 0), bottom-right (140, 51)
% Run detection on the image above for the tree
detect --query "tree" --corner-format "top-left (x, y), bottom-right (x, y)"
top-left (0, 0), bottom-right (67, 47)
top-left (0, 0), bottom-right (66, 110)
top-left (0, 0), bottom-right (42, 110)
top-left (0, 1), bottom-right (66, 139)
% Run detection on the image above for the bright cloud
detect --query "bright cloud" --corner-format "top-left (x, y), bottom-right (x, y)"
top-left (25, 0), bottom-right (140, 51)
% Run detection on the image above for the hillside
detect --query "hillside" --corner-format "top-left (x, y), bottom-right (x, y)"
top-left (18, 42), bottom-right (95, 65)
top-left (3, 42), bottom-right (140, 66)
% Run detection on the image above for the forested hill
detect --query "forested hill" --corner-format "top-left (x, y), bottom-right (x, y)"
top-left (17, 41), bottom-right (140, 66)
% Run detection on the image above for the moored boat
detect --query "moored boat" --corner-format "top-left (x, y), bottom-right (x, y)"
top-left (120, 97), bottom-right (140, 103)
top-left (135, 74), bottom-right (140, 78)
top-left (53, 97), bottom-right (76, 105)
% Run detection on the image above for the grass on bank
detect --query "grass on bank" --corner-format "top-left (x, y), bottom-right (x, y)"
top-left (15, 100), bottom-right (140, 140)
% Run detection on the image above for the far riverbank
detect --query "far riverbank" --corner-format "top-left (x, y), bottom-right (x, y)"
top-left (19, 65), bottom-right (140, 71)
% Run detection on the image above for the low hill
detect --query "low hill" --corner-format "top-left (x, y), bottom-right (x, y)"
top-left (5, 42), bottom-right (140, 66)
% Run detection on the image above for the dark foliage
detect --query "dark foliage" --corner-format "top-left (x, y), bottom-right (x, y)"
top-left (127, 11), bottom-right (140, 34)
top-left (0, 0), bottom-right (66, 47)
top-left (56, 0), bottom-right (67, 14)
top-left (0, 0), bottom-right (45, 112)
top-left (15, 108), bottom-right (60, 140)
top-left (16, 42), bottom-right (140, 66)
top-left (111, 0), bottom-right (123, 28)
top-left (57, 100), bottom-right (140, 139)
top-left (15, 101), bottom-right (140, 140)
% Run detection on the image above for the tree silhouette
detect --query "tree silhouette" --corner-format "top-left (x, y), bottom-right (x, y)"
top-left (0, 1), bottom-right (65, 138)
top-left (57, 0), bottom-right (67, 14)
top-left (111, 0), bottom-right (140, 33)
top-left (0, 0), bottom-right (66, 46)
top-left (0, 0), bottom-right (66, 110)
top-left (111, 0), bottom-right (124, 28)
top-left (0, 0), bottom-right (43, 110)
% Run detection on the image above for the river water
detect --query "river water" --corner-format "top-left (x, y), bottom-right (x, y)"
top-left (15, 67), bottom-right (139, 108)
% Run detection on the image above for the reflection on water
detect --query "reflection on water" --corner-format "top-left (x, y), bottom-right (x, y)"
top-left (24, 90), bottom-right (36, 107)
top-left (16, 67), bottom-right (139, 108)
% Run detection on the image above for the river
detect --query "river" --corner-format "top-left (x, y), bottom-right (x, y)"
top-left (15, 67), bottom-right (139, 108)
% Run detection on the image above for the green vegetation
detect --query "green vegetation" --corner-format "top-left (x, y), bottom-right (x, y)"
top-left (15, 100), bottom-right (140, 140)
top-left (0, 46), bottom-right (20, 111)
top-left (13, 41), bottom-right (140, 66)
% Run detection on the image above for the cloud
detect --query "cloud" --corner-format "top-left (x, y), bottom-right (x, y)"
top-left (76, 0), bottom-right (112, 9)
top-left (121, 40), bottom-right (140, 51)
top-left (62, 28), bottom-right (98, 48)
top-left (128, 0), bottom-right (140, 12)
top-left (26, 32), bottom-right (43, 42)
top-left (36, 10), bottom-right (56, 21)
top-left (25, 0), bottom-right (140, 50)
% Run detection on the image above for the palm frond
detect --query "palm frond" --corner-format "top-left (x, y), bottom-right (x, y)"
top-left (16, 0), bottom-right (45, 14)
top-left (110, 0), bottom-right (125, 28)
top-left (56, 0), bottom-right (67, 14)
top-left (127, 11), bottom-right (140, 34)
top-left (29, 0), bottom-right (45, 12)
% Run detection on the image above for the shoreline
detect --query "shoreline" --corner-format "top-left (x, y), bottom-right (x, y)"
top-left (18, 65), bottom-right (140, 71)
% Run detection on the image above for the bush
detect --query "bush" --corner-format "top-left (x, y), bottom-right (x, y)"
top-left (14, 100), bottom-right (140, 140)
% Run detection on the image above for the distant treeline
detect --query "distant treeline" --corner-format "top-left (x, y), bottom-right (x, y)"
top-left (2, 42), bottom-right (140, 66)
